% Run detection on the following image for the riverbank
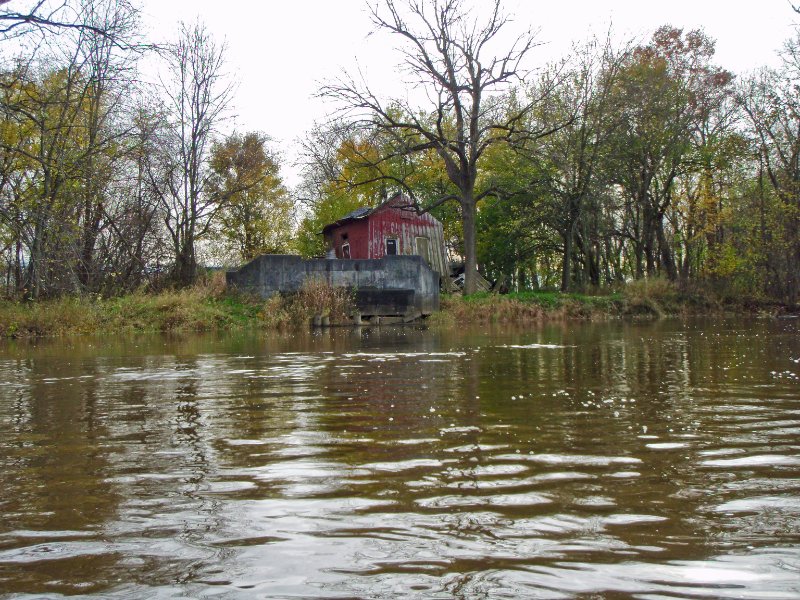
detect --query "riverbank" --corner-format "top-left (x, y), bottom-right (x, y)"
top-left (0, 278), bottom-right (257, 338)
top-left (0, 278), bottom-right (794, 338)
top-left (438, 280), bottom-right (798, 324)
top-left (436, 279), bottom-right (696, 324)
top-left (0, 276), bottom-right (356, 338)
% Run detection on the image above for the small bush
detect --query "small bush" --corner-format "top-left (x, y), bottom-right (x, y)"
top-left (194, 270), bottom-right (228, 299)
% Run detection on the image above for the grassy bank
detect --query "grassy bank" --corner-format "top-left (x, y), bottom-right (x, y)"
top-left (436, 279), bottom-right (663, 326)
top-left (0, 278), bottom-right (260, 338)
top-left (0, 276), bottom-right (355, 338)
top-left (437, 278), bottom-right (796, 325)
top-left (434, 290), bottom-right (624, 325)
top-left (0, 276), bottom-right (792, 338)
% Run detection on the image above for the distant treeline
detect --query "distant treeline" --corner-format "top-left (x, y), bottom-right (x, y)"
top-left (0, 0), bottom-right (291, 298)
top-left (2, 1), bottom-right (799, 305)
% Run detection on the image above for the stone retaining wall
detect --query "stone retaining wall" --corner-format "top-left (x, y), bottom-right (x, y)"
top-left (226, 255), bottom-right (439, 316)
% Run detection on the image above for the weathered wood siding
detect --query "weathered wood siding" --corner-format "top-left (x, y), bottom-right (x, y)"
top-left (368, 197), bottom-right (447, 276)
top-left (327, 219), bottom-right (369, 259)
top-left (322, 194), bottom-right (448, 278)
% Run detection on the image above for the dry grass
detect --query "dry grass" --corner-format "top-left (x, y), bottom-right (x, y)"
top-left (0, 272), bottom-right (258, 338)
top-left (436, 289), bottom-right (627, 325)
top-left (0, 273), bottom-right (359, 338)
top-left (1, 272), bottom-right (766, 339)
top-left (259, 279), bottom-right (357, 328)
top-left (621, 277), bottom-right (679, 318)
top-left (0, 297), bottom-right (101, 337)
top-left (440, 295), bottom-right (549, 324)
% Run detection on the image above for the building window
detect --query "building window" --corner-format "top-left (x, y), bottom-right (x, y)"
top-left (342, 241), bottom-right (350, 259)
top-left (385, 238), bottom-right (398, 255)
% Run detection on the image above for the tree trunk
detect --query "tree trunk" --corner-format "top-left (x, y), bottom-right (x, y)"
top-left (588, 241), bottom-right (600, 287)
top-left (173, 238), bottom-right (197, 287)
top-left (79, 199), bottom-right (102, 291)
top-left (789, 220), bottom-right (800, 304)
top-left (656, 216), bottom-right (677, 281)
top-left (14, 239), bottom-right (22, 295)
top-left (461, 195), bottom-right (478, 295)
top-left (562, 197), bottom-right (581, 292)
top-left (561, 227), bottom-right (573, 292)
top-left (517, 266), bottom-right (527, 291)
top-left (644, 224), bottom-right (657, 277)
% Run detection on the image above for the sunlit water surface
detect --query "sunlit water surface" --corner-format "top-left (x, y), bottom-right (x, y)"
top-left (0, 318), bottom-right (798, 599)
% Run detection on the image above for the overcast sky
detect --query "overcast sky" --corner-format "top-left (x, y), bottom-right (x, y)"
top-left (138, 0), bottom-right (796, 186)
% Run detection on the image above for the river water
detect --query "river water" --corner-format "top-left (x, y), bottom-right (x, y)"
top-left (0, 318), bottom-right (798, 599)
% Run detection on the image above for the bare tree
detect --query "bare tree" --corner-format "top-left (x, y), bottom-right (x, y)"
top-left (296, 119), bottom-right (359, 202)
top-left (94, 99), bottom-right (168, 293)
top-left (71, 0), bottom-right (141, 290)
top-left (0, 0), bottom-right (142, 297)
top-left (153, 20), bottom-right (234, 286)
top-left (0, 0), bottom-right (129, 42)
top-left (321, 0), bottom-right (558, 294)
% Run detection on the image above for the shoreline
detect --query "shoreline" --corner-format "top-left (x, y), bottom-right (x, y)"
top-left (0, 284), bottom-right (796, 340)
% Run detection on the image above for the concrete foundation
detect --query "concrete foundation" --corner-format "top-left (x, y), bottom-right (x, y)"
top-left (226, 255), bottom-right (440, 316)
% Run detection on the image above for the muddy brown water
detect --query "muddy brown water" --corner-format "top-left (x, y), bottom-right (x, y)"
top-left (0, 318), bottom-right (798, 599)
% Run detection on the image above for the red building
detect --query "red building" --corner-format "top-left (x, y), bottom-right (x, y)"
top-left (322, 193), bottom-right (448, 276)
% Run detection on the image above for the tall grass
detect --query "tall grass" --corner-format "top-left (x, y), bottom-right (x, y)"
top-left (0, 296), bottom-right (101, 337)
top-left (259, 279), bottom-right (356, 328)
top-left (438, 290), bottom-right (623, 324)
top-left (0, 273), bottom-right (773, 339)
top-left (0, 273), bottom-right (259, 338)
top-left (0, 275), bottom-right (356, 338)
top-left (621, 277), bottom-right (679, 318)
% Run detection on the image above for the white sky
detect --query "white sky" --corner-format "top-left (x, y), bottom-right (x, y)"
top-left (139, 0), bottom-right (796, 187)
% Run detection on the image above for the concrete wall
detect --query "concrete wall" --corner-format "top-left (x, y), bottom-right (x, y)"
top-left (226, 255), bottom-right (440, 316)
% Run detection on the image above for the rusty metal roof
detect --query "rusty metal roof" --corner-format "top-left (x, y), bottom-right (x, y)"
top-left (339, 206), bottom-right (373, 221)
top-left (320, 206), bottom-right (373, 234)
top-left (321, 193), bottom-right (426, 234)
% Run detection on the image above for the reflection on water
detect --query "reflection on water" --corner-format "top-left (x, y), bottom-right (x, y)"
top-left (0, 318), bottom-right (799, 598)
